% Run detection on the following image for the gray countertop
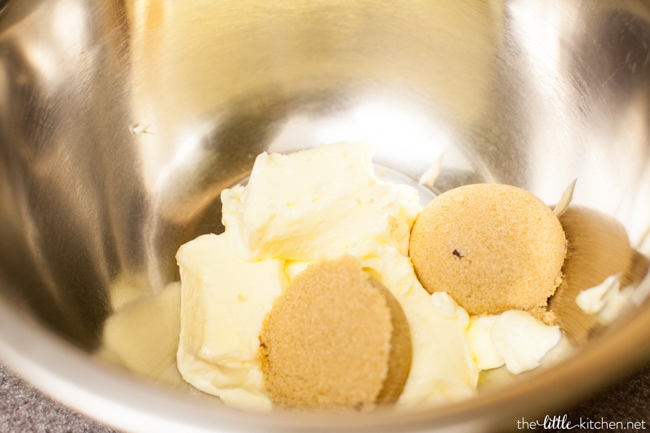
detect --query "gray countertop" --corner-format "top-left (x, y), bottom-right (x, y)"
top-left (1, 361), bottom-right (649, 433)
top-left (0, 363), bottom-right (119, 433)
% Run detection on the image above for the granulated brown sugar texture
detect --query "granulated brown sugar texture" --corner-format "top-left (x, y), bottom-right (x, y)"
top-left (258, 255), bottom-right (411, 411)
top-left (549, 206), bottom-right (635, 344)
top-left (409, 183), bottom-right (567, 318)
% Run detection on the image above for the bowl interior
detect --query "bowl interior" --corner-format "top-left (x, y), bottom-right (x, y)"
top-left (1, 0), bottom-right (650, 431)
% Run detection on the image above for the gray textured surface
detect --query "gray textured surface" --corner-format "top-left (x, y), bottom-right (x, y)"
top-left (1, 361), bottom-right (649, 432)
top-left (0, 364), bottom-right (120, 433)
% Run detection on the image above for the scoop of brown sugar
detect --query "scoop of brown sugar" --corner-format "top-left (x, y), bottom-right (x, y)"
top-left (548, 206), bottom-right (643, 344)
top-left (258, 255), bottom-right (412, 411)
top-left (409, 183), bottom-right (567, 319)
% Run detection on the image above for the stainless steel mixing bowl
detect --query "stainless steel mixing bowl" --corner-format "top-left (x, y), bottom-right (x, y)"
top-left (1, 0), bottom-right (650, 431)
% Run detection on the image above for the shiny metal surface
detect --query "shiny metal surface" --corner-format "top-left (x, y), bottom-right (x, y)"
top-left (1, 0), bottom-right (650, 431)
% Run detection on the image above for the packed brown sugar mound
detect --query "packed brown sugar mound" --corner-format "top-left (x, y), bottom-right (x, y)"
top-left (259, 255), bottom-right (412, 411)
top-left (549, 206), bottom-right (635, 343)
top-left (410, 183), bottom-right (567, 319)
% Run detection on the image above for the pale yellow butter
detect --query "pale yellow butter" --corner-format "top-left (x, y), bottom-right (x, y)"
top-left (221, 142), bottom-right (420, 261)
top-left (176, 233), bottom-right (285, 412)
top-left (468, 311), bottom-right (562, 375)
top-left (176, 142), bottom-right (562, 412)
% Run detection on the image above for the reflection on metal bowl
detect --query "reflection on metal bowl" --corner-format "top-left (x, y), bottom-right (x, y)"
top-left (1, 0), bottom-right (650, 432)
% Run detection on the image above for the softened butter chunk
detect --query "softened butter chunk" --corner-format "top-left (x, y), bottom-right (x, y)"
top-left (100, 281), bottom-right (189, 390)
top-left (176, 233), bottom-right (286, 412)
top-left (576, 274), bottom-right (634, 324)
top-left (221, 142), bottom-right (420, 261)
top-left (468, 311), bottom-right (562, 375)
